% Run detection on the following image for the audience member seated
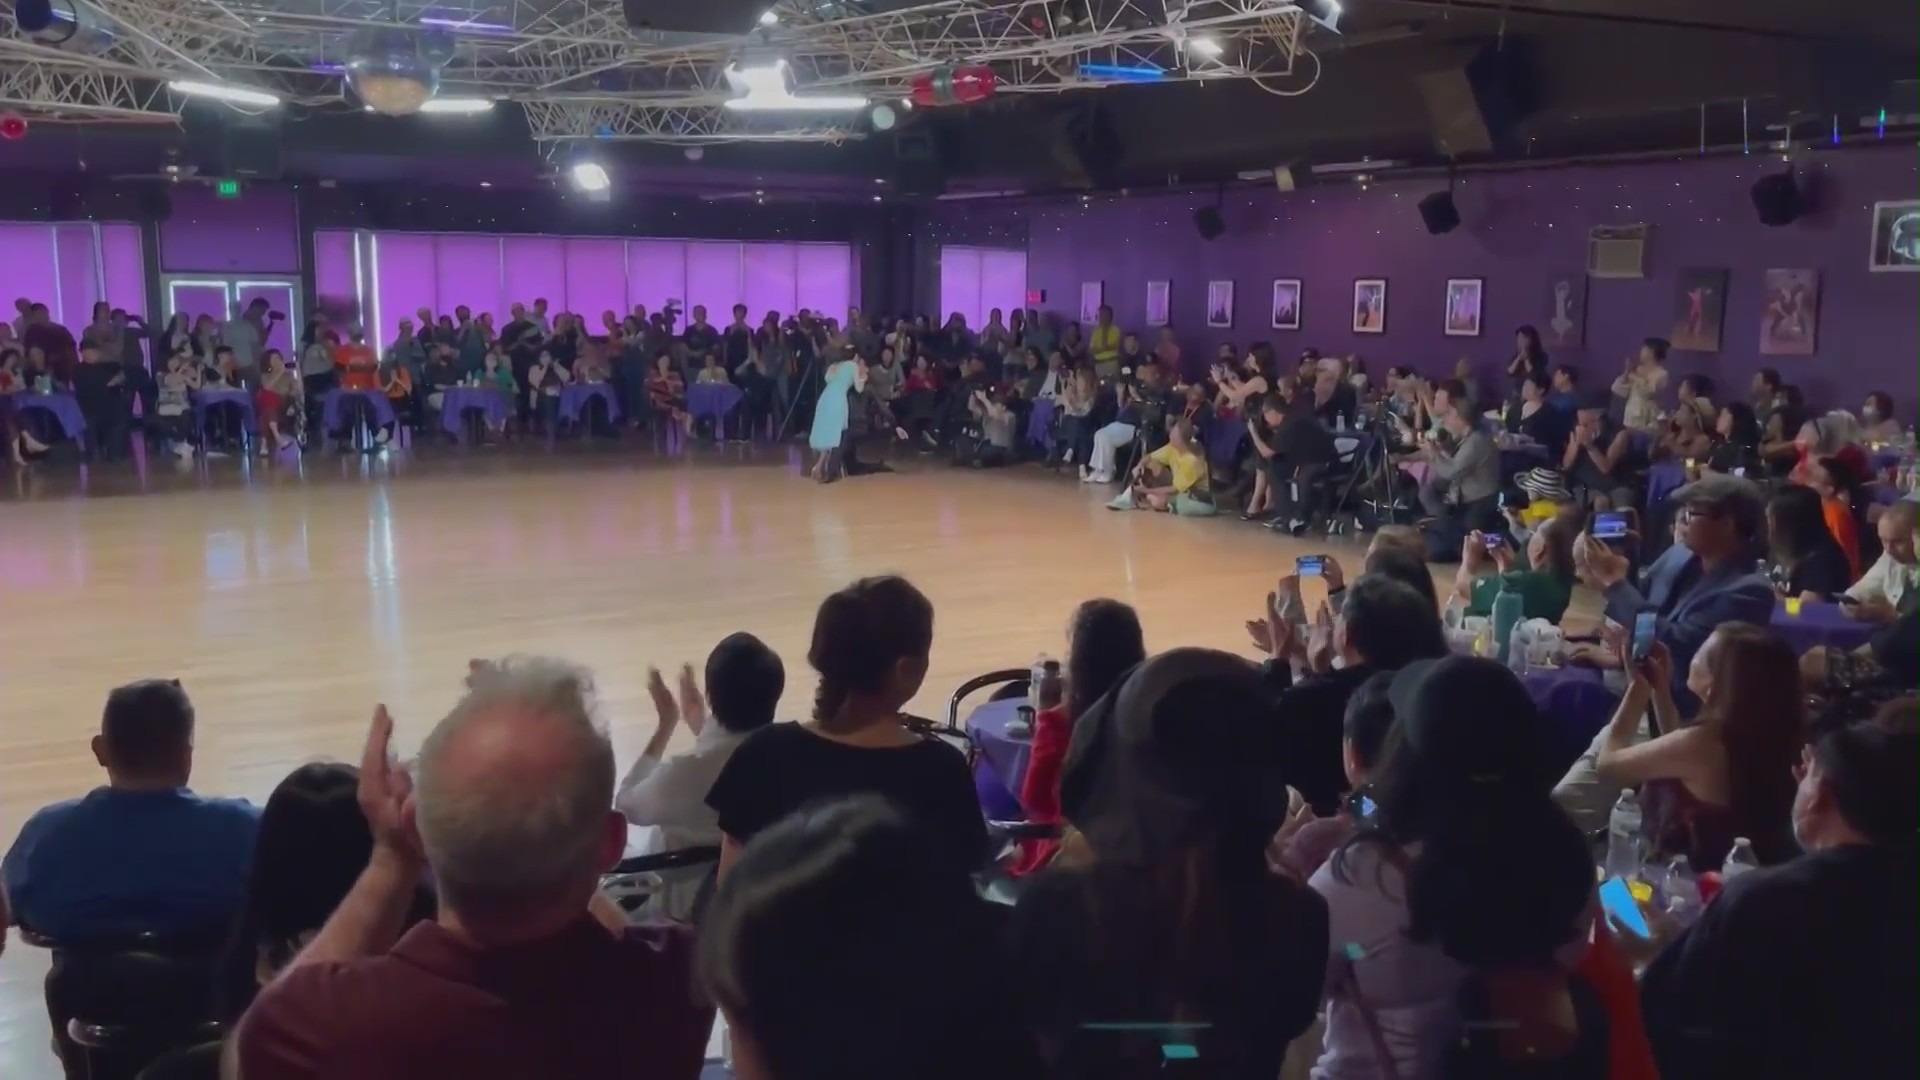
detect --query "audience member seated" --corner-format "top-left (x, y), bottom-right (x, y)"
top-left (1415, 389), bottom-right (1501, 553)
top-left (1844, 499), bottom-right (1918, 621)
top-left (150, 350), bottom-right (202, 460)
top-left (1248, 574), bottom-right (1448, 812)
top-left (1311, 359), bottom-right (1359, 430)
top-left (615, 634), bottom-right (783, 919)
top-left (705, 576), bottom-right (987, 880)
top-left (1638, 713), bottom-right (1918, 1080)
top-left (234, 660), bottom-right (712, 1080)
top-left (1674, 372), bottom-right (1715, 424)
top-left (214, 763), bottom-right (434, 1023)
top-left (1313, 656), bottom-right (1598, 1080)
top-left (1805, 454), bottom-right (1865, 577)
top-left (1765, 483), bottom-right (1855, 600)
top-left (1108, 418), bottom-right (1212, 515)
top-left (964, 386), bottom-right (1020, 469)
top-left (3, 679), bottom-right (259, 942)
top-left (1011, 599), bottom-right (1145, 877)
top-left (1788, 409), bottom-right (1867, 487)
top-left (1858, 390), bottom-right (1902, 444)
top-left (1010, 649), bottom-right (1328, 1080)
top-left (1562, 390), bottom-right (1639, 508)
top-left (1758, 384), bottom-right (1808, 476)
top-left (1502, 373), bottom-right (1571, 458)
top-left (258, 350), bottom-right (303, 453)
top-left (1547, 364), bottom-right (1581, 413)
top-left (1703, 402), bottom-right (1763, 477)
top-left (1452, 508), bottom-right (1579, 623)
top-left (1593, 627), bottom-right (1804, 871)
top-left (378, 361), bottom-right (414, 430)
top-left (1080, 368), bottom-right (1165, 484)
top-left (1272, 671), bottom-right (1396, 879)
top-left (1655, 402), bottom-right (1714, 464)
top-left (1318, 535), bottom-right (1444, 619)
top-left (701, 797), bottom-right (1043, 1080)
top-left (642, 353), bottom-right (688, 437)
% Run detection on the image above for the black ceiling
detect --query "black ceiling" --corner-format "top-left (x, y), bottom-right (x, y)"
top-left (2, 0), bottom-right (1914, 198)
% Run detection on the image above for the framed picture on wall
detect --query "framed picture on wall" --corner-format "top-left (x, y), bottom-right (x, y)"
top-left (1270, 279), bottom-right (1302, 330)
top-left (1444, 278), bottom-right (1484, 337)
top-left (1544, 272), bottom-right (1587, 348)
top-left (1079, 281), bottom-right (1104, 324)
top-left (1669, 267), bottom-right (1729, 352)
top-left (1206, 280), bottom-right (1235, 328)
top-left (1145, 280), bottom-right (1171, 327)
top-left (1352, 278), bottom-right (1387, 334)
top-left (1869, 200), bottom-right (1920, 272)
top-left (1758, 268), bottom-right (1819, 355)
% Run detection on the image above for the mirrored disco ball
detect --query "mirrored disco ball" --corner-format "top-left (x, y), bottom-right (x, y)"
top-left (346, 28), bottom-right (441, 116)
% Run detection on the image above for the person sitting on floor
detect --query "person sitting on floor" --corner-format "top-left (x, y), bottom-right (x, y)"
top-left (1108, 418), bottom-right (1213, 515)
top-left (616, 634), bottom-right (784, 921)
top-left (1638, 712), bottom-right (1918, 1080)
top-left (235, 660), bottom-right (713, 1080)
top-left (966, 385), bottom-right (1020, 469)
top-left (3, 679), bottom-right (260, 942)
top-left (1452, 507), bottom-right (1581, 623)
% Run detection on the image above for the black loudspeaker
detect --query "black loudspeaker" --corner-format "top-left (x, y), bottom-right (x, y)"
top-left (892, 130), bottom-right (947, 196)
top-left (1193, 206), bottom-right (1226, 241)
top-left (49, 174), bottom-right (93, 219)
top-left (1050, 104), bottom-right (1123, 189)
top-left (1751, 171), bottom-right (1804, 227)
top-left (1417, 190), bottom-right (1461, 235)
top-left (186, 115), bottom-right (283, 179)
top-left (1416, 42), bottom-right (1536, 157)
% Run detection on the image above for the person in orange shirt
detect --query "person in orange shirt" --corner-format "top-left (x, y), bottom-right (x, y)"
top-left (1808, 455), bottom-right (1865, 579)
top-left (381, 360), bottom-right (415, 430)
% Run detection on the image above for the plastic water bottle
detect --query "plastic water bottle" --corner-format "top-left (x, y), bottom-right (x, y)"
top-left (1507, 623), bottom-right (1530, 675)
top-left (1658, 855), bottom-right (1701, 923)
top-left (1490, 581), bottom-right (1524, 666)
top-left (1335, 412), bottom-right (1348, 433)
top-left (1030, 657), bottom-right (1062, 712)
top-left (1721, 837), bottom-right (1760, 881)
top-left (1604, 789), bottom-right (1645, 881)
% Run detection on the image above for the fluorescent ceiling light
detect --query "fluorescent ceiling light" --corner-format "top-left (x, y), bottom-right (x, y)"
top-left (419, 97), bottom-right (494, 114)
top-left (758, 9), bottom-right (779, 25)
top-left (1187, 36), bottom-right (1224, 58)
top-left (418, 15), bottom-right (514, 34)
top-left (725, 93), bottom-right (869, 111)
top-left (569, 162), bottom-right (610, 192)
top-left (167, 79), bottom-right (281, 108)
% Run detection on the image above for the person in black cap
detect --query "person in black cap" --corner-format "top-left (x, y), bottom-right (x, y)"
top-left (1562, 387), bottom-right (1638, 508)
top-left (1311, 655), bottom-right (1596, 1080)
top-left (1007, 648), bottom-right (1329, 1080)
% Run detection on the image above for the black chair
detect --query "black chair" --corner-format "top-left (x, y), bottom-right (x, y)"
top-left (134, 1041), bottom-right (221, 1080)
top-left (603, 844), bottom-right (723, 925)
top-left (19, 923), bottom-right (226, 1080)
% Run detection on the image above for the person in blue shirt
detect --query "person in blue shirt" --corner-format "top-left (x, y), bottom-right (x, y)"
top-left (3, 679), bottom-right (260, 941)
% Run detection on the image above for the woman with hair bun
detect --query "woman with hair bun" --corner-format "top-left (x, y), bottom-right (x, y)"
top-left (705, 575), bottom-right (987, 880)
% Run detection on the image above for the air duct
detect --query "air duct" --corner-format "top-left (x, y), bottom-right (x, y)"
top-left (12, 0), bottom-right (116, 54)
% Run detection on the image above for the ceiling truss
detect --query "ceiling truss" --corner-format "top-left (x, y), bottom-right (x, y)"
top-left (0, 0), bottom-right (1322, 144)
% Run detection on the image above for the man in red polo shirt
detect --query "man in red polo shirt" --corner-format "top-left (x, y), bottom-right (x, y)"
top-left (235, 659), bottom-right (713, 1080)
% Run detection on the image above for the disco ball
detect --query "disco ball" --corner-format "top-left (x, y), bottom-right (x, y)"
top-left (345, 26), bottom-right (452, 116)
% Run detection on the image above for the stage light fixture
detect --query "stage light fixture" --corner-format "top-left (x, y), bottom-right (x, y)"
top-left (418, 97), bottom-right (495, 115)
top-left (167, 79), bottom-right (283, 108)
top-left (724, 59), bottom-right (869, 111)
top-left (1298, 0), bottom-right (1342, 32)
top-left (1187, 36), bottom-right (1224, 59)
top-left (569, 162), bottom-right (611, 192)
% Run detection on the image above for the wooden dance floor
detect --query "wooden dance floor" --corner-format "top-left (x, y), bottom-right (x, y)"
top-left (0, 445), bottom-right (1375, 1077)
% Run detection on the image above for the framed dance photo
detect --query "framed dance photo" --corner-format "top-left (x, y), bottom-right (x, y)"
top-left (1270, 279), bottom-right (1302, 331)
top-left (1758, 268), bottom-right (1819, 356)
top-left (1669, 267), bottom-right (1729, 352)
top-left (1145, 280), bottom-right (1171, 327)
top-left (1543, 271), bottom-right (1587, 348)
top-left (1078, 281), bottom-right (1104, 325)
top-left (1351, 278), bottom-right (1387, 334)
top-left (1443, 278), bottom-right (1484, 337)
top-left (1206, 280), bottom-right (1235, 328)
top-left (1868, 200), bottom-right (1920, 272)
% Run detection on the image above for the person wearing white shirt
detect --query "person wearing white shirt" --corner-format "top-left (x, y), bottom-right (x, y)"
top-left (1845, 500), bottom-right (1918, 622)
top-left (615, 632), bottom-right (784, 921)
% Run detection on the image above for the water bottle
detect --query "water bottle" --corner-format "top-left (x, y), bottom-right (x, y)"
top-left (1721, 837), bottom-right (1760, 881)
top-left (1335, 412), bottom-right (1348, 433)
top-left (1507, 623), bottom-right (1530, 675)
top-left (1604, 789), bottom-right (1644, 881)
top-left (1658, 855), bottom-right (1701, 923)
top-left (1030, 657), bottom-right (1062, 712)
top-left (1490, 581), bottom-right (1524, 666)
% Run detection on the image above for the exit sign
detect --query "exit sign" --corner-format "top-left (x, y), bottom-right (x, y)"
top-left (214, 179), bottom-right (241, 198)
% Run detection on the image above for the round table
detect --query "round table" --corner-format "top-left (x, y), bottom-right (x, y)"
top-left (439, 386), bottom-right (510, 441)
top-left (967, 698), bottom-right (1035, 821)
top-left (558, 382), bottom-right (622, 426)
top-left (13, 392), bottom-right (87, 439)
top-left (1771, 600), bottom-right (1878, 655)
top-left (1025, 397), bottom-right (1057, 448)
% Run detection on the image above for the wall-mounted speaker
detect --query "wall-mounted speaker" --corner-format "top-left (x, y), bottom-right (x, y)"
top-left (892, 129), bottom-right (949, 196)
top-left (1417, 190), bottom-right (1461, 235)
top-left (1193, 206), bottom-right (1225, 241)
top-left (1417, 41), bottom-right (1537, 157)
top-left (1751, 171), bottom-right (1804, 227)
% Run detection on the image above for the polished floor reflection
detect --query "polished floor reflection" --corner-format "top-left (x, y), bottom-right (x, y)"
top-left (0, 445), bottom-right (1374, 1078)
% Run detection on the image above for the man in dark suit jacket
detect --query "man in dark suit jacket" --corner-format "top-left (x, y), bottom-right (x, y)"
top-left (1250, 575), bottom-right (1449, 812)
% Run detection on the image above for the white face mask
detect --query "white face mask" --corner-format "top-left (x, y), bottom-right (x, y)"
top-left (1862, 405), bottom-right (1881, 421)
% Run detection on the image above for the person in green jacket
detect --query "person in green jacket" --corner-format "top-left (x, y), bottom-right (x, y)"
top-left (1453, 506), bottom-right (1580, 623)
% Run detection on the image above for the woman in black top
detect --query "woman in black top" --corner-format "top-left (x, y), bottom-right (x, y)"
top-left (705, 576), bottom-right (987, 881)
top-left (1506, 324), bottom-right (1549, 388)
top-left (1502, 373), bottom-right (1571, 458)
top-left (1767, 483), bottom-right (1855, 599)
top-left (1705, 402), bottom-right (1764, 476)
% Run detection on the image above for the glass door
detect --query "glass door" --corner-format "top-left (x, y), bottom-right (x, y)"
top-left (160, 275), bottom-right (302, 357)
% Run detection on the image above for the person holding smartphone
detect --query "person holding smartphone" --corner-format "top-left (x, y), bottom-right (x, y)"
top-left (1451, 509), bottom-right (1580, 623)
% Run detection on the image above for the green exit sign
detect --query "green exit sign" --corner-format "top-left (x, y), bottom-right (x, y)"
top-left (214, 179), bottom-right (241, 198)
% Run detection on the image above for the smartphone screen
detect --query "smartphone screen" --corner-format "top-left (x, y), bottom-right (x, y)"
top-left (1295, 555), bottom-right (1326, 577)
top-left (1354, 795), bottom-right (1378, 819)
top-left (1631, 611), bottom-right (1657, 662)
top-left (1593, 511), bottom-right (1629, 541)
top-left (1599, 876), bottom-right (1651, 939)
top-left (1483, 533), bottom-right (1507, 549)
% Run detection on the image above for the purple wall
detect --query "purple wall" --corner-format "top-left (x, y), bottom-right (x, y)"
top-left (0, 221), bottom-right (147, 325)
top-left (160, 186), bottom-right (301, 274)
top-left (1021, 146), bottom-right (1919, 416)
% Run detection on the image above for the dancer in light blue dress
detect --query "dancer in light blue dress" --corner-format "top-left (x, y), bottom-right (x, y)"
top-left (808, 357), bottom-right (857, 482)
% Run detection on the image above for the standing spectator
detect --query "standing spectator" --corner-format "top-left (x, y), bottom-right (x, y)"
top-left (235, 660), bottom-right (712, 1080)
top-left (1613, 336), bottom-right (1670, 429)
top-left (222, 297), bottom-right (275, 385)
top-left (1088, 305), bottom-right (1122, 378)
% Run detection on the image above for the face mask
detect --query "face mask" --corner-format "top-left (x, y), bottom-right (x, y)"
top-left (1863, 405), bottom-right (1881, 421)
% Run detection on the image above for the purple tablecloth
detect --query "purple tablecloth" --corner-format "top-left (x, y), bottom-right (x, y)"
top-left (687, 382), bottom-right (742, 424)
top-left (559, 382), bottom-right (622, 425)
top-left (1646, 461), bottom-right (1688, 508)
top-left (15, 393), bottom-right (86, 438)
top-left (321, 389), bottom-right (396, 432)
top-left (1025, 397), bottom-right (1058, 448)
top-left (439, 386), bottom-right (510, 438)
top-left (967, 698), bottom-right (1033, 821)
top-left (1204, 416), bottom-right (1246, 465)
top-left (1869, 448), bottom-right (1905, 475)
top-left (191, 388), bottom-right (255, 437)
top-left (1772, 601), bottom-right (1877, 655)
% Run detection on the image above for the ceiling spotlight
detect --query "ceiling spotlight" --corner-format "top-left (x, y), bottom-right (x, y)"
top-left (874, 177), bottom-right (886, 184)
top-left (167, 79), bottom-right (282, 108)
top-left (758, 9), bottom-right (778, 26)
top-left (418, 97), bottom-right (494, 115)
top-left (479, 180), bottom-right (492, 188)
top-left (872, 194), bottom-right (882, 202)
top-left (1187, 36), bottom-right (1224, 59)
top-left (569, 162), bottom-right (610, 193)
top-left (870, 103), bottom-right (897, 130)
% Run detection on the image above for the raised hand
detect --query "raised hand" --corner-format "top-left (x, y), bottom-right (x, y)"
top-left (646, 667), bottom-right (680, 734)
top-left (358, 705), bottom-right (423, 863)
top-left (678, 663), bottom-right (708, 735)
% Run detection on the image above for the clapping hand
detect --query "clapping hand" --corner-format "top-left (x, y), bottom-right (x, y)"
top-left (1246, 588), bottom-right (1300, 662)
top-left (676, 663), bottom-right (708, 735)
top-left (358, 705), bottom-right (423, 864)
top-left (1574, 532), bottom-right (1631, 590)
top-left (646, 667), bottom-right (681, 736)
top-left (1305, 602), bottom-right (1337, 674)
